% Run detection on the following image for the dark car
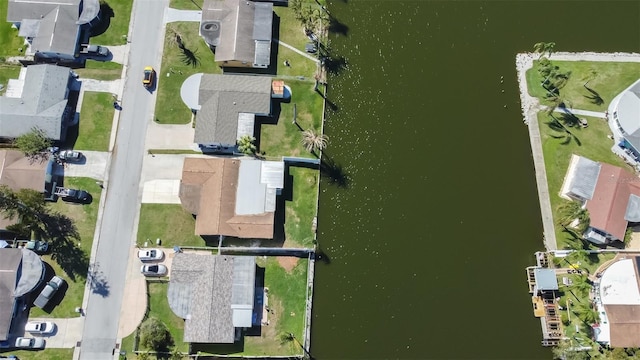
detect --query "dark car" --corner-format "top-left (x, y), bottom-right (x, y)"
top-left (26, 240), bottom-right (50, 255)
top-left (61, 189), bottom-right (90, 203)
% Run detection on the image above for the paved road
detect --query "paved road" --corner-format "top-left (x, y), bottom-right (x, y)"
top-left (78, 0), bottom-right (168, 359)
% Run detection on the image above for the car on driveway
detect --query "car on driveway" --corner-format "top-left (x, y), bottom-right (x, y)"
top-left (143, 66), bottom-right (154, 88)
top-left (141, 264), bottom-right (168, 277)
top-left (25, 240), bottom-right (50, 255)
top-left (25, 321), bottom-right (56, 335)
top-left (138, 248), bottom-right (164, 262)
top-left (33, 276), bottom-right (66, 309)
top-left (58, 150), bottom-right (83, 162)
top-left (60, 189), bottom-right (91, 203)
top-left (14, 337), bottom-right (45, 349)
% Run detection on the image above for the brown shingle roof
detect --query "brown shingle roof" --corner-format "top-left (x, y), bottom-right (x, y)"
top-left (0, 150), bottom-right (46, 192)
top-left (605, 304), bottom-right (640, 347)
top-left (179, 157), bottom-right (275, 238)
top-left (587, 163), bottom-right (640, 241)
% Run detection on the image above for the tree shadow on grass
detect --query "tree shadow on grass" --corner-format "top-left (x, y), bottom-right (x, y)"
top-left (89, 3), bottom-right (114, 38)
top-left (43, 212), bottom-right (88, 282)
top-left (180, 47), bottom-right (200, 68)
top-left (583, 86), bottom-right (604, 106)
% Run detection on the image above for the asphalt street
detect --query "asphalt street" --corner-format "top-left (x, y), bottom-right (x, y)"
top-left (78, 0), bottom-right (168, 358)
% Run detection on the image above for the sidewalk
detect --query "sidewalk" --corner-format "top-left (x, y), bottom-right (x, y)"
top-left (116, 246), bottom-right (147, 339)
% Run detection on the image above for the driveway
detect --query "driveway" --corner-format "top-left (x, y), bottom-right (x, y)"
top-left (141, 154), bottom-right (191, 204)
top-left (27, 317), bottom-right (84, 348)
top-left (55, 151), bottom-right (110, 180)
top-left (145, 122), bottom-right (196, 150)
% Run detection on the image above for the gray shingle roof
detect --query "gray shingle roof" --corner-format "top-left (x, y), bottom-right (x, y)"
top-left (168, 253), bottom-right (256, 343)
top-left (200, 0), bottom-right (272, 67)
top-left (568, 156), bottom-right (601, 200)
top-left (195, 74), bottom-right (272, 144)
top-left (0, 65), bottom-right (70, 140)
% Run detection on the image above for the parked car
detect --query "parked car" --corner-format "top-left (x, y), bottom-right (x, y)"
top-left (143, 66), bottom-right (154, 88)
top-left (14, 337), bottom-right (46, 349)
top-left (60, 189), bottom-right (90, 203)
top-left (140, 264), bottom-right (168, 277)
top-left (137, 248), bottom-right (164, 262)
top-left (25, 321), bottom-right (56, 335)
top-left (25, 240), bottom-right (50, 255)
top-left (33, 276), bottom-right (66, 309)
top-left (80, 44), bottom-right (109, 57)
top-left (58, 150), bottom-right (83, 162)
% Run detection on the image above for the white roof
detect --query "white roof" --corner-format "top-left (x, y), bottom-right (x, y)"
top-left (614, 79), bottom-right (640, 150)
top-left (600, 258), bottom-right (640, 305)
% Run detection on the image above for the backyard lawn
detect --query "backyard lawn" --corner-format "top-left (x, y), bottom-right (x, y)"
top-left (30, 177), bottom-right (102, 318)
top-left (75, 60), bottom-right (123, 81)
top-left (74, 92), bottom-right (114, 151)
top-left (89, 0), bottom-right (134, 45)
top-left (137, 204), bottom-right (205, 248)
top-left (526, 61), bottom-right (640, 112)
top-left (260, 79), bottom-right (324, 159)
top-left (537, 112), bottom-right (632, 250)
top-left (285, 167), bottom-right (318, 248)
top-left (0, 64), bottom-right (21, 95)
top-left (155, 22), bottom-right (220, 124)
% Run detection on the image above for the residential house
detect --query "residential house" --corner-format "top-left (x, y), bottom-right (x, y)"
top-left (560, 154), bottom-right (640, 244)
top-left (179, 157), bottom-right (284, 239)
top-left (608, 78), bottom-right (640, 163)
top-left (0, 248), bottom-right (46, 342)
top-left (168, 253), bottom-right (256, 343)
top-left (6, 0), bottom-right (101, 61)
top-left (200, 0), bottom-right (273, 68)
top-left (195, 74), bottom-right (273, 150)
top-left (0, 64), bottom-right (74, 141)
top-left (0, 150), bottom-right (47, 231)
top-left (594, 256), bottom-right (640, 347)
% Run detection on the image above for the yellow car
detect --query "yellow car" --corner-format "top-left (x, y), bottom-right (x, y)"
top-left (143, 66), bottom-right (154, 88)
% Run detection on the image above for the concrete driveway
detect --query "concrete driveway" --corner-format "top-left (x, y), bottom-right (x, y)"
top-left (145, 122), bottom-right (196, 150)
top-left (56, 151), bottom-right (110, 180)
top-left (27, 317), bottom-right (84, 348)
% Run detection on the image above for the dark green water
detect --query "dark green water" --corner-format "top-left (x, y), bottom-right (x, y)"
top-left (311, 1), bottom-right (640, 359)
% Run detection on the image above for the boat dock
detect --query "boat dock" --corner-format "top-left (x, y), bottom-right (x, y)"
top-left (526, 252), bottom-right (563, 347)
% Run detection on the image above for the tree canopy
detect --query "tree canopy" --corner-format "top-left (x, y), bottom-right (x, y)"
top-left (13, 127), bottom-right (52, 161)
top-left (139, 317), bottom-right (174, 352)
top-left (237, 135), bottom-right (257, 155)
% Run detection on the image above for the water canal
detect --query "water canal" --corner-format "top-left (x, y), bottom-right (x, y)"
top-left (311, 1), bottom-right (640, 358)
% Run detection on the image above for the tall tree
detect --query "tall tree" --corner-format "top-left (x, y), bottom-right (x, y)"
top-left (0, 185), bottom-right (48, 237)
top-left (13, 127), bottom-right (52, 161)
top-left (301, 129), bottom-right (328, 153)
top-left (573, 301), bottom-right (599, 324)
top-left (139, 317), bottom-right (174, 352)
top-left (534, 42), bottom-right (556, 58)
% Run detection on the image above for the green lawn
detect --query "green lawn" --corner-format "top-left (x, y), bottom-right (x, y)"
top-left (1, 349), bottom-right (74, 360)
top-left (90, 0), bottom-right (134, 45)
top-left (30, 177), bottom-right (102, 318)
top-left (146, 282), bottom-right (188, 353)
top-left (155, 22), bottom-right (220, 124)
top-left (0, 2), bottom-right (27, 58)
top-left (169, 0), bottom-right (203, 10)
top-left (74, 92), bottom-right (114, 151)
top-left (0, 64), bottom-right (21, 95)
top-left (537, 112), bottom-right (632, 250)
top-left (75, 60), bottom-right (123, 81)
top-left (526, 61), bottom-right (640, 112)
top-left (285, 167), bottom-right (318, 248)
top-left (137, 204), bottom-right (205, 248)
top-left (274, 1), bottom-right (319, 52)
top-left (260, 80), bottom-right (324, 159)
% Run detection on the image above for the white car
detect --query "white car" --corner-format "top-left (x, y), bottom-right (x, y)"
top-left (25, 321), bottom-right (56, 335)
top-left (58, 150), bottom-right (83, 162)
top-left (15, 337), bottom-right (45, 349)
top-left (141, 264), bottom-right (168, 277)
top-left (137, 248), bottom-right (164, 262)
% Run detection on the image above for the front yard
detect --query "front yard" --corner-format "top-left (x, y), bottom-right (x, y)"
top-left (73, 92), bottom-right (115, 151)
top-left (137, 204), bottom-right (204, 248)
top-left (75, 60), bottom-right (123, 81)
top-left (155, 22), bottom-right (221, 124)
top-left (89, 0), bottom-right (134, 46)
top-left (0, 64), bottom-right (21, 95)
top-left (29, 177), bottom-right (102, 318)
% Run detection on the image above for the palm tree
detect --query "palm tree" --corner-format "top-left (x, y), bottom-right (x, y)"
top-left (534, 42), bottom-right (556, 58)
top-left (573, 301), bottom-right (599, 324)
top-left (237, 135), bottom-right (257, 155)
top-left (557, 200), bottom-right (589, 233)
top-left (301, 129), bottom-right (328, 153)
top-left (569, 274), bottom-right (592, 297)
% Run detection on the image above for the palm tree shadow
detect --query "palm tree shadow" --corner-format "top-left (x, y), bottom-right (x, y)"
top-left (319, 153), bottom-right (349, 188)
top-left (180, 47), bottom-right (200, 67)
top-left (583, 86), bottom-right (604, 106)
top-left (328, 17), bottom-right (349, 36)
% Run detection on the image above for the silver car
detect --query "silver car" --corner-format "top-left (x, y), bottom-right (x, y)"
top-left (58, 150), bottom-right (83, 162)
top-left (15, 337), bottom-right (46, 349)
top-left (141, 264), bottom-right (168, 277)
